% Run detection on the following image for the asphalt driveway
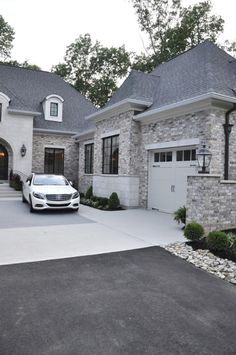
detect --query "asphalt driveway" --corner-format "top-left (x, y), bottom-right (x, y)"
top-left (0, 247), bottom-right (235, 355)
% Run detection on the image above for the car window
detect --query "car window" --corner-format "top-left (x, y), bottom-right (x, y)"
top-left (33, 175), bottom-right (69, 186)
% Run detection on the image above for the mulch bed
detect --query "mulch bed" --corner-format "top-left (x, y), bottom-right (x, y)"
top-left (186, 240), bottom-right (236, 263)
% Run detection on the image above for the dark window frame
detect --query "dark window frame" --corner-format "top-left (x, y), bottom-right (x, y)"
top-left (50, 102), bottom-right (59, 117)
top-left (102, 135), bottom-right (119, 175)
top-left (0, 103), bottom-right (2, 122)
top-left (84, 143), bottom-right (94, 174)
top-left (44, 148), bottom-right (64, 175)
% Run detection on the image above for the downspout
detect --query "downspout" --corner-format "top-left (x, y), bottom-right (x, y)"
top-left (223, 104), bottom-right (236, 180)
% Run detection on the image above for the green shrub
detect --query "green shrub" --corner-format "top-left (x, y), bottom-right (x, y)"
top-left (9, 173), bottom-right (22, 191)
top-left (108, 192), bottom-right (120, 209)
top-left (80, 192), bottom-right (84, 198)
top-left (174, 206), bottom-right (186, 225)
top-left (232, 237), bottom-right (236, 252)
top-left (98, 197), bottom-right (108, 207)
top-left (85, 186), bottom-right (93, 199)
top-left (207, 231), bottom-right (232, 251)
top-left (184, 222), bottom-right (204, 241)
top-left (91, 195), bottom-right (98, 202)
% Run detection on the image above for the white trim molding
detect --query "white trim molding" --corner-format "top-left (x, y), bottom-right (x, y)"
top-left (33, 128), bottom-right (76, 136)
top-left (8, 108), bottom-right (41, 116)
top-left (145, 138), bottom-right (200, 151)
top-left (83, 139), bottom-right (94, 145)
top-left (44, 94), bottom-right (64, 103)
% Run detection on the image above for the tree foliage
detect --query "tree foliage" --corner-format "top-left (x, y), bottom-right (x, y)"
top-left (0, 14), bottom-right (15, 59)
top-left (52, 34), bottom-right (131, 107)
top-left (131, 0), bottom-right (227, 71)
top-left (1, 59), bottom-right (41, 70)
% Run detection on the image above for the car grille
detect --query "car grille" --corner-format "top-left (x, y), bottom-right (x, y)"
top-left (46, 203), bottom-right (71, 207)
top-left (46, 194), bottom-right (72, 201)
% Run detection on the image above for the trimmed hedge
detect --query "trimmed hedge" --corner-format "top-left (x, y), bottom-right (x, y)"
top-left (184, 222), bottom-right (204, 241)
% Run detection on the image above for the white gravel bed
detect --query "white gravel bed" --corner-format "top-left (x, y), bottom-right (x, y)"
top-left (164, 242), bottom-right (236, 285)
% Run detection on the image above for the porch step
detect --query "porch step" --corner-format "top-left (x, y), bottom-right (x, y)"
top-left (0, 184), bottom-right (22, 198)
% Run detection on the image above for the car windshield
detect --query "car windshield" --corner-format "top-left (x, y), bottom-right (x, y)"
top-left (33, 175), bottom-right (69, 186)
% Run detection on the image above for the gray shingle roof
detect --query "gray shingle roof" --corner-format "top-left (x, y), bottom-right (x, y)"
top-left (0, 65), bottom-right (96, 133)
top-left (105, 70), bottom-right (158, 108)
top-left (104, 41), bottom-right (236, 114)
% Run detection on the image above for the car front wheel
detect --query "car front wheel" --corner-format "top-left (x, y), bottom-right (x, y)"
top-left (29, 196), bottom-right (35, 213)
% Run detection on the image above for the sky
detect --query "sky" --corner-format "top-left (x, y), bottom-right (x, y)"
top-left (1, 0), bottom-right (236, 71)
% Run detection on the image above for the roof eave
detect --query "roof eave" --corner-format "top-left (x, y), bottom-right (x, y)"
top-left (85, 98), bottom-right (153, 122)
top-left (33, 128), bottom-right (77, 136)
top-left (134, 93), bottom-right (236, 123)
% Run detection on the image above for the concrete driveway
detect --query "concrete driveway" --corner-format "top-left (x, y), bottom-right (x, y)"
top-left (0, 199), bottom-right (184, 265)
top-left (0, 247), bottom-right (236, 355)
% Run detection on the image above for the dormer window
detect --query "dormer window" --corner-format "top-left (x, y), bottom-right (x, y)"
top-left (43, 94), bottom-right (64, 122)
top-left (50, 102), bottom-right (58, 117)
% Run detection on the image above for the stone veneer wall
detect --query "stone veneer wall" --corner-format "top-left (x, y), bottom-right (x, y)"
top-left (78, 138), bottom-right (93, 194)
top-left (93, 110), bottom-right (141, 207)
top-left (187, 175), bottom-right (236, 232)
top-left (32, 134), bottom-right (78, 184)
top-left (139, 108), bottom-right (228, 207)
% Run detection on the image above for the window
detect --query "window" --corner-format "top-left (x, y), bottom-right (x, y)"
top-left (50, 102), bottom-right (58, 117)
top-left (154, 151), bottom-right (172, 163)
top-left (44, 148), bottom-right (64, 175)
top-left (176, 149), bottom-right (196, 161)
top-left (102, 135), bottom-right (119, 174)
top-left (0, 103), bottom-right (2, 122)
top-left (84, 143), bottom-right (94, 174)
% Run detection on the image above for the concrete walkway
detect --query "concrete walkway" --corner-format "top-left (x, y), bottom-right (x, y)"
top-left (0, 199), bottom-right (184, 265)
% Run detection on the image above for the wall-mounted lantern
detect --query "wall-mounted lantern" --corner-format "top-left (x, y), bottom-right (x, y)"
top-left (20, 144), bottom-right (27, 157)
top-left (197, 142), bottom-right (212, 174)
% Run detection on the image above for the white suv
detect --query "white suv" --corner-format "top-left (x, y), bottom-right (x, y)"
top-left (22, 174), bottom-right (80, 213)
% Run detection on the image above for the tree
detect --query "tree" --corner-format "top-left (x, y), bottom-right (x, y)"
top-left (52, 34), bottom-right (131, 107)
top-left (131, 0), bottom-right (227, 71)
top-left (1, 59), bottom-right (41, 70)
top-left (0, 15), bottom-right (15, 59)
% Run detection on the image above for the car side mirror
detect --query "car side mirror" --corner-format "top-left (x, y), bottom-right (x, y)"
top-left (69, 181), bottom-right (73, 186)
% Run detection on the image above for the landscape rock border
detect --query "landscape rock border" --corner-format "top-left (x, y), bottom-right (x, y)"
top-left (164, 242), bottom-right (236, 285)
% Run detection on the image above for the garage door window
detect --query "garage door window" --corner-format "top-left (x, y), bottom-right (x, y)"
top-left (154, 151), bottom-right (172, 162)
top-left (176, 149), bottom-right (196, 161)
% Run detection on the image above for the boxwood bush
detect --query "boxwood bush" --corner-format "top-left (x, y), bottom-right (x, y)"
top-left (108, 192), bottom-right (120, 209)
top-left (184, 222), bottom-right (204, 241)
top-left (206, 231), bottom-right (231, 251)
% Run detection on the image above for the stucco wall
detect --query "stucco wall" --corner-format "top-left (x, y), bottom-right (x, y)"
top-left (0, 92), bottom-right (33, 178)
top-left (187, 175), bottom-right (236, 232)
top-left (32, 134), bottom-right (78, 184)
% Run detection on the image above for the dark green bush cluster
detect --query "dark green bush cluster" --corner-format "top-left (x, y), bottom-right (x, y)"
top-left (80, 187), bottom-right (120, 210)
top-left (206, 231), bottom-right (234, 252)
top-left (9, 172), bottom-right (22, 191)
top-left (184, 222), bottom-right (204, 241)
top-left (174, 206), bottom-right (186, 225)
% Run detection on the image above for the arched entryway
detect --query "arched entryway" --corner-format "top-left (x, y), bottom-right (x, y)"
top-left (0, 144), bottom-right (8, 180)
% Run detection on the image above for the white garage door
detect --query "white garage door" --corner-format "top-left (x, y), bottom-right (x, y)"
top-left (148, 147), bottom-right (197, 213)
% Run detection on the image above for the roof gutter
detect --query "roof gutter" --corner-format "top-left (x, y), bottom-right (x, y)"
top-left (8, 108), bottom-right (41, 116)
top-left (33, 128), bottom-right (77, 136)
top-left (134, 92), bottom-right (236, 122)
top-left (85, 98), bottom-right (153, 122)
top-left (74, 128), bottom-right (95, 140)
top-left (224, 104), bottom-right (236, 180)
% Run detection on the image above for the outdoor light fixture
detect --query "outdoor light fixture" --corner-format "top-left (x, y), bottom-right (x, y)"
top-left (20, 144), bottom-right (27, 157)
top-left (197, 142), bottom-right (212, 174)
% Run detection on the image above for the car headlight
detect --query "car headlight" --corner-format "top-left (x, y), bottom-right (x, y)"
top-left (72, 191), bottom-right (79, 199)
top-left (33, 192), bottom-right (45, 200)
